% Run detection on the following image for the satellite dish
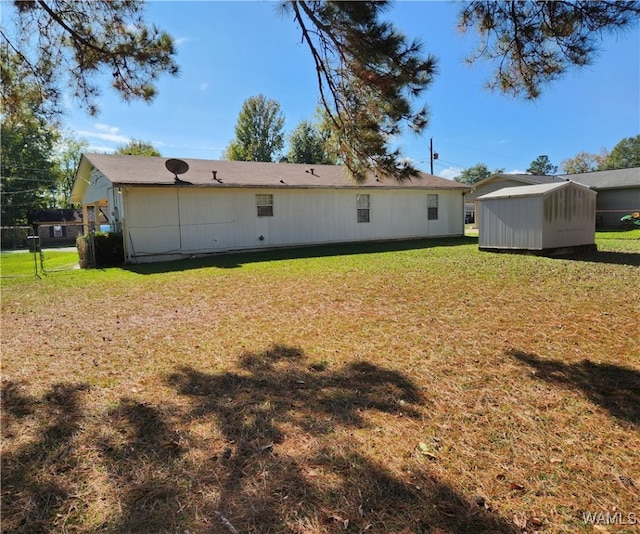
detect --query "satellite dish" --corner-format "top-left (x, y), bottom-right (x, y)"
top-left (165, 158), bottom-right (189, 176)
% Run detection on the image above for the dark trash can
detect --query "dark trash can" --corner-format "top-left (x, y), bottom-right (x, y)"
top-left (27, 235), bottom-right (41, 252)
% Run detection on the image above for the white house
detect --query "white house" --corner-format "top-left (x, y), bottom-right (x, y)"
top-left (477, 181), bottom-right (596, 253)
top-left (71, 154), bottom-right (470, 263)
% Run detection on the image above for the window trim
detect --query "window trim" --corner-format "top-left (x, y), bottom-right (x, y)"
top-left (427, 194), bottom-right (438, 220)
top-left (356, 194), bottom-right (370, 223)
top-left (256, 193), bottom-right (274, 217)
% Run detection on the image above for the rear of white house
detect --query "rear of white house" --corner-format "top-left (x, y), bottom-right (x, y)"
top-left (71, 154), bottom-right (469, 263)
top-left (477, 181), bottom-right (596, 252)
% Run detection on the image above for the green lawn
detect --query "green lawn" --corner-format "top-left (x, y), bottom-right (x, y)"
top-left (1, 232), bottom-right (638, 533)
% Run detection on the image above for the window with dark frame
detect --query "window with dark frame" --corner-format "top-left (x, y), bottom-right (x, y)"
top-left (357, 194), bottom-right (370, 223)
top-left (427, 194), bottom-right (438, 220)
top-left (256, 194), bottom-right (273, 217)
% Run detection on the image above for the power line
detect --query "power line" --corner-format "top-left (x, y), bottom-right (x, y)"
top-left (440, 139), bottom-right (525, 162)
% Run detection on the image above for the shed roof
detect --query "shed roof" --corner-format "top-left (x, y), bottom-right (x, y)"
top-left (477, 180), bottom-right (594, 200)
top-left (471, 173), bottom-right (566, 190)
top-left (560, 167), bottom-right (639, 190)
top-left (73, 154), bottom-right (469, 201)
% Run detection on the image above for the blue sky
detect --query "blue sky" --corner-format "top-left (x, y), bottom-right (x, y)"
top-left (61, 1), bottom-right (640, 179)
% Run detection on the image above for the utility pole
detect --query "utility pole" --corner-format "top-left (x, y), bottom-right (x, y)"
top-left (430, 138), bottom-right (439, 175)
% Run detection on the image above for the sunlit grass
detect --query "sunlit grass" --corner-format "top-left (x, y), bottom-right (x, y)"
top-left (2, 233), bottom-right (639, 533)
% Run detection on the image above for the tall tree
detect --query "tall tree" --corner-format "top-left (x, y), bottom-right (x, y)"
top-left (561, 150), bottom-right (607, 174)
top-left (54, 135), bottom-right (89, 208)
top-left (1, 0), bottom-right (179, 119)
top-left (598, 135), bottom-right (640, 170)
top-left (287, 119), bottom-right (336, 165)
top-left (458, 1), bottom-right (640, 99)
top-left (283, 1), bottom-right (437, 182)
top-left (527, 155), bottom-right (557, 175)
top-left (116, 139), bottom-right (162, 157)
top-left (224, 95), bottom-right (285, 162)
top-left (1, 105), bottom-right (60, 225)
top-left (455, 163), bottom-right (504, 185)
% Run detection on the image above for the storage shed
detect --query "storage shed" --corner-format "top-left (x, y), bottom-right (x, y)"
top-left (477, 181), bottom-right (596, 253)
top-left (71, 154), bottom-right (470, 263)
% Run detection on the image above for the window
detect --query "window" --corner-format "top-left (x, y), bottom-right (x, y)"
top-left (256, 194), bottom-right (273, 217)
top-left (356, 194), bottom-right (370, 223)
top-left (427, 194), bottom-right (438, 220)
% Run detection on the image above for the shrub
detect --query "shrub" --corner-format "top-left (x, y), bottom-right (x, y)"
top-left (77, 232), bottom-right (124, 267)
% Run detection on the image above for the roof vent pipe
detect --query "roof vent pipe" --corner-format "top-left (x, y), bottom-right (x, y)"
top-left (212, 170), bottom-right (217, 181)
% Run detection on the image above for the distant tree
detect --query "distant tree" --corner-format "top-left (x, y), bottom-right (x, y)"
top-left (1, 0), bottom-right (179, 119)
top-left (455, 163), bottom-right (504, 185)
top-left (224, 95), bottom-right (285, 162)
top-left (598, 135), bottom-right (640, 170)
top-left (1, 105), bottom-right (60, 225)
top-left (561, 150), bottom-right (607, 174)
top-left (54, 135), bottom-right (89, 207)
top-left (286, 119), bottom-right (337, 165)
top-left (458, 1), bottom-right (640, 99)
top-left (116, 139), bottom-right (161, 157)
top-left (527, 155), bottom-right (557, 175)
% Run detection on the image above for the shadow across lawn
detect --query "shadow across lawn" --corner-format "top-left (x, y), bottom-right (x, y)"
top-left (510, 349), bottom-right (640, 428)
top-left (124, 236), bottom-right (477, 274)
top-left (558, 249), bottom-right (640, 267)
top-left (160, 344), bottom-right (515, 533)
top-left (2, 345), bottom-right (517, 533)
top-left (1, 382), bottom-right (90, 533)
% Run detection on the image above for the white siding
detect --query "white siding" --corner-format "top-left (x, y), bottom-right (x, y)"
top-left (83, 170), bottom-right (111, 204)
top-left (122, 187), bottom-right (464, 262)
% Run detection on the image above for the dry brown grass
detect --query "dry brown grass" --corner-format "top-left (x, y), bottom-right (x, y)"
top-left (2, 236), bottom-right (639, 533)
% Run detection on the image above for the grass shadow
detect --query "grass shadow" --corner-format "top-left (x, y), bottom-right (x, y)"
top-left (558, 249), bottom-right (640, 267)
top-left (1, 346), bottom-right (517, 532)
top-left (123, 236), bottom-right (476, 274)
top-left (1, 381), bottom-right (90, 533)
top-left (510, 349), bottom-right (640, 428)
top-left (161, 344), bottom-right (516, 533)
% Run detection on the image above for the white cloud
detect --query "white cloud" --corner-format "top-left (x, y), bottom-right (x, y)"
top-left (87, 144), bottom-right (116, 154)
top-left (199, 82), bottom-right (209, 91)
top-left (505, 168), bottom-right (527, 175)
top-left (77, 123), bottom-right (130, 144)
top-left (439, 167), bottom-right (462, 180)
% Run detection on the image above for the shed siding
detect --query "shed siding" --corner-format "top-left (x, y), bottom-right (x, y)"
top-left (123, 187), bottom-right (463, 261)
top-left (541, 186), bottom-right (596, 248)
top-left (478, 197), bottom-right (543, 249)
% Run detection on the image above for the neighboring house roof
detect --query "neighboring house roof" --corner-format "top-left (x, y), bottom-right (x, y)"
top-left (477, 180), bottom-right (593, 200)
top-left (28, 208), bottom-right (83, 224)
top-left (471, 173), bottom-right (567, 190)
top-left (72, 154), bottom-right (469, 203)
top-left (560, 167), bottom-right (640, 190)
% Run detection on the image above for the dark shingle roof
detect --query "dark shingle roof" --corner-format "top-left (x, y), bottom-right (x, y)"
top-left (80, 154), bottom-right (470, 190)
top-left (560, 168), bottom-right (640, 190)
